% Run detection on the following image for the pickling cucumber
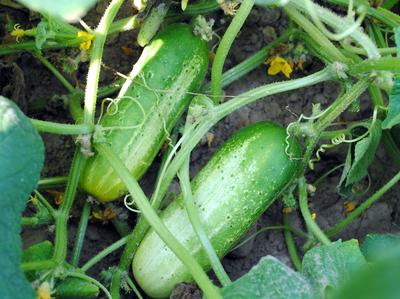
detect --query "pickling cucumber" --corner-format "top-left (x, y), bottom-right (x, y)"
top-left (80, 24), bottom-right (209, 201)
top-left (132, 122), bottom-right (301, 298)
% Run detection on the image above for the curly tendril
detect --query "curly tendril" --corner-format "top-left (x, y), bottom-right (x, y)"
top-left (123, 194), bottom-right (141, 214)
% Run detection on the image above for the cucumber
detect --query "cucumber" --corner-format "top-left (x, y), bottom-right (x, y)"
top-left (80, 24), bottom-right (209, 201)
top-left (132, 122), bottom-right (301, 298)
top-left (55, 278), bottom-right (99, 299)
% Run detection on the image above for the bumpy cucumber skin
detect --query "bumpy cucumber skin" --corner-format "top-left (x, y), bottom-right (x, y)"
top-left (80, 24), bottom-right (209, 201)
top-left (132, 122), bottom-right (301, 298)
top-left (55, 278), bottom-right (99, 299)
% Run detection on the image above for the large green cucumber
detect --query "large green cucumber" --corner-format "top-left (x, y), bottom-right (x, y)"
top-left (80, 24), bottom-right (209, 201)
top-left (132, 122), bottom-right (301, 298)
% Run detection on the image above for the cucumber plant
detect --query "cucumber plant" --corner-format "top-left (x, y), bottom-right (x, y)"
top-left (1, 0), bottom-right (400, 298)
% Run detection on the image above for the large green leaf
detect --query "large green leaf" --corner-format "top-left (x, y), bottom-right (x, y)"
top-left (0, 96), bottom-right (44, 299)
top-left (361, 233), bottom-right (400, 262)
top-left (16, 0), bottom-right (97, 21)
top-left (332, 248), bottom-right (400, 299)
top-left (301, 240), bottom-right (367, 298)
top-left (221, 256), bottom-right (315, 299)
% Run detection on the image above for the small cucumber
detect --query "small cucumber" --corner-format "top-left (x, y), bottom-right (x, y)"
top-left (132, 122), bottom-right (301, 298)
top-left (55, 278), bottom-right (99, 299)
top-left (80, 24), bottom-right (209, 201)
top-left (137, 3), bottom-right (169, 47)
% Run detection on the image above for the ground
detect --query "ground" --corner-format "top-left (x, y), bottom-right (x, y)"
top-left (2, 1), bottom-right (400, 298)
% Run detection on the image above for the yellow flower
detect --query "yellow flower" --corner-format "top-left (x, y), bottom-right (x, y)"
top-left (37, 281), bottom-right (52, 299)
top-left (267, 56), bottom-right (293, 78)
top-left (282, 207), bottom-right (292, 214)
top-left (311, 213), bottom-right (317, 220)
top-left (45, 190), bottom-right (64, 205)
top-left (77, 31), bottom-right (95, 51)
top-left (11, 24), bottom-right (25, 42)
top-left (344, 201), bottom-right (356, 213)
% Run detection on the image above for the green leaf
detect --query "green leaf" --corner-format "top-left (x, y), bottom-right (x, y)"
top-left (381, 28), bottom-right (400, 129)
top-left (0, 96), bottom-right (44, 299)
top-left (346, 120), bottom-right (382, 186)
top-left (221, 256), bottom-right (315, 299)
top-left (361, 233), bottom-right (400, 262)
top-left (337, 146), bottom-right (352, 196)
top-left (21, 241), bottom-right (54, 281)
top-left (382, 76), bottom-right (400, 129)
top-left (302, 240), bottom-right (367, 298)
top-left (332, 248), bottom-right (400, 299)
top-left (16, 0), bottom-right (97, 21)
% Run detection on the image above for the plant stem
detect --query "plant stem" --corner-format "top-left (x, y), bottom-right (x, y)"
top-left (34, 190), bottom-right (57, 218)
top-left (83, 0), bottom-right (124, 125)
top-left (283, 213), bottom-right (302, 271)
top-left (211, 0), bottom-right (255, 102)
top-left (81, 237), bottom-right (128, 272)
top-left (285, 6), bottom-right (347, 63)
top-left (325, 0), bottom-right (400, 27)
top-left (53, 151), bottom-right (86, 264)
top-left (110, 213), bottom-right (148, 298)
top-left (38, 177), bottom-right (69, 189)
top-left (179, 157), bottom-right (231, 287)
top-left (108, 15), bottom-right (139, 35)
top-left (348, 57), bottom-right (400, 75)
top-left (289, 0), bottom-right (380, 58)
top-left (71, 201), bottom-right (91, 267)
top-left (314, 78), bottom-right (370, 133)
top-left (298, 177), bottom-right (331, 245)
top-left (126, 276), bottom-right (144, 299)
top-left (21, 259), bottom-right (57, 272)
top-left (34, 52), bottom-right (75, 93)
top-left (327, 170), bottom-right (400, 237)
top-left (96, 143), bottom-right (222, 299)
top-left (21, 216), bottom-right (46, 226)
top-left (30, 119), bottom-right (92, 135)
top-left (203, 28), bottom-right (296, 91)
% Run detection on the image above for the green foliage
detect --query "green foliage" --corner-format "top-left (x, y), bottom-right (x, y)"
top-left (35, 21), bottom-right (56, 50)
top-left (0, 96), bottom-right (44, 299)
top-left (332, 249), bottom-right (400, 299)
top-left (361, 233), bottom-right (400, 262)
top-left (221, 256), bottom-right (314, 299)
top-left (221, 240), bottom-right (367, 299)
top-left (21, 241), bottom-right (54, 281)
top-left (346, 121), bottom-right (382, 186)
top-left (382, 28), bottom-right (400, 129)
top-left (302, 240), bottom-right (367, 298)
top-left (382, 76), bottom-right (400, 129)
top-left (338, 121), bottom-right (382, 195)
top-left (16, 0), bottom-right (96, 21)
